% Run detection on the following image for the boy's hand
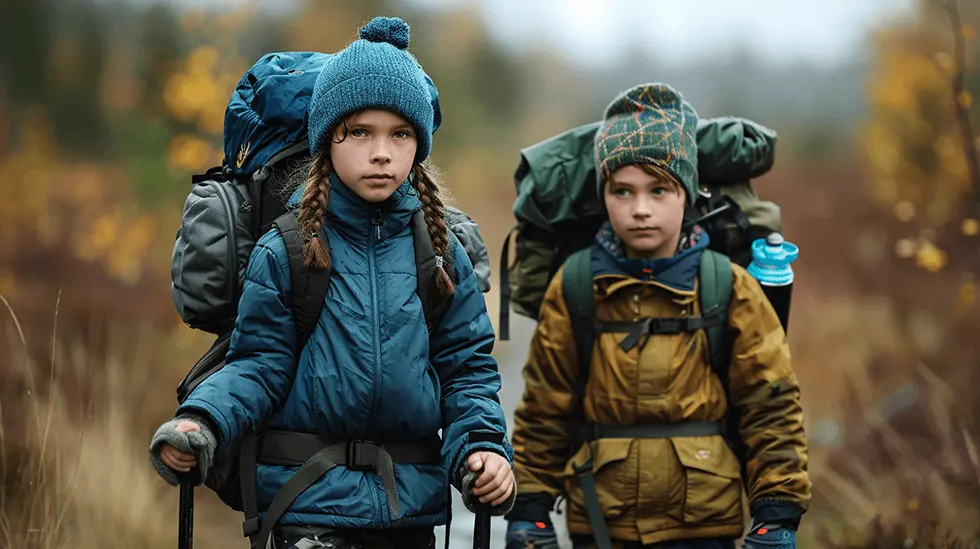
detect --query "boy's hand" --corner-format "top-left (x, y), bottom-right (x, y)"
top-left (159, 420), bottom-right (201, 472)
top-left (743, 523), bottom-right (796, 549)
top-left (466, 451), bottom-right (514, 506)
top-left (505, 520), bottom-right (559, 549)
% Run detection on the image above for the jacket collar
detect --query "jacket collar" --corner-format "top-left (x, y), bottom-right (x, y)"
top-left (288, 172), bottom-right (421, 242)
top-left (591, 221), bottom-right (710, 294)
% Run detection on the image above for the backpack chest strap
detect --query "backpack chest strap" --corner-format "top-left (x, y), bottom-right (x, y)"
top-left (598, 309), bottom-right (726, 352)
top-left (582, 420), bottom-right (725, 441)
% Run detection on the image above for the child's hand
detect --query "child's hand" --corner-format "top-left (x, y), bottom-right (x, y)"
top-left (466, 451), bottom-right (515, 507)
top-left (149, 416), bottom-right (217, 487)
top-left (158, 420), bottom-right (201, 473)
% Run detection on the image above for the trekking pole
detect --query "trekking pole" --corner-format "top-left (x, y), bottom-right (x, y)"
top-left (472, 510), bottom-right (491, 549)
top-left (178, 481), bottom-right (194, 549)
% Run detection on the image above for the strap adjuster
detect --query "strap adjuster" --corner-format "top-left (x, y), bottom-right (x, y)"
top-left (346, 440), bottom-right (376, 472)
top-left (242, 516), bottom-right (260, 537)
top-left (649, 318), bottom-right (683, 333)
top-left (572, 458), bottom-right (594, 476)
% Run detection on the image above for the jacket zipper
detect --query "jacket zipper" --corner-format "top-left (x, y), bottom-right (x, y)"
top-left (365, 209), bottom-right (384, 436)
top-left (367, 208), bottom-right (385, 520)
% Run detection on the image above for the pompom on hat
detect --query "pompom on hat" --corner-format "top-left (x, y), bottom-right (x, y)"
top-left (308, 17), bottom-right (435, 163)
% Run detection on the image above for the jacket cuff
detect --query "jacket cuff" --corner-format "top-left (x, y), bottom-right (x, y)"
top-left (504, 492), bottom-right (555, 524)
top-left (451, 430), bottom-right (511, 489)
top-left (750, 499), bottom-right (806, 531)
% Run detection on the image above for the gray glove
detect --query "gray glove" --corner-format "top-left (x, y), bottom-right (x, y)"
top-left (148, 414), bottom-right (217, 486)
top-left (461, 467), bottom-right (517, 517)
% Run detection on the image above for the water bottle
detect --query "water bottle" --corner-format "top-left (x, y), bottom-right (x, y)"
top-left (747, 233), bottom-right (798, 334)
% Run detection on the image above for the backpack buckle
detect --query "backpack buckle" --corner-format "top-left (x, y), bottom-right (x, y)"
top-left (242, 516), bottom-right (260, 537)
top-left (346, 440), bottom-right (377, 472)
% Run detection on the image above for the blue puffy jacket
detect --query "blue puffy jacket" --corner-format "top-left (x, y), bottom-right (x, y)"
top-left (176, 174), bottom-right (513, 529)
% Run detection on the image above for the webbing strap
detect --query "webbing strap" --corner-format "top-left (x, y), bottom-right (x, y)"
top-left (248, 438), bottom-right (418, 549)
top-left (272, 211), bottom-right (330, 354)
top-left (573, 457), bottom-right (613, 549)
top-left (497, 226), bottom-right (518, 341)
top-left (240, 433), bottom-right (260, 545)
top-left (257, 431), bottom-right (441, 467)
top-left (562, 248), bottom-right (596, 416)
top-left (598, 310), bottom-right (727, 352)
top-left (582, 420), bottom-right (724, 441)
top-left (263, 141), bottom-right (309, 170)
top-left (251, 444), bottom-right (345, 549)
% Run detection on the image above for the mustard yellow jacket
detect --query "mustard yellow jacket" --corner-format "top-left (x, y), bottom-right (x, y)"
top-left (511, 242), bottom-right (810, 545)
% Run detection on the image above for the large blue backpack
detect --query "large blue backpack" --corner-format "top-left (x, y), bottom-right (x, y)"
top-left (168, 51), bottom-right (491, 548)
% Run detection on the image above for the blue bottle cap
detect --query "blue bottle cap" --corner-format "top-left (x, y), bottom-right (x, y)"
top-left (747, 233), bottom-right (799, 286)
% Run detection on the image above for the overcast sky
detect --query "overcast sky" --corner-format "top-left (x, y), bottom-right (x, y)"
top-left (407, 0), bottom-right (917, 67)
top-left (139, 0), bottom-right (917, 67)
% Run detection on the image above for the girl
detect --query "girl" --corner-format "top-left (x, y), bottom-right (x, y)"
top-left (150, 16), bottom-right (515, 549)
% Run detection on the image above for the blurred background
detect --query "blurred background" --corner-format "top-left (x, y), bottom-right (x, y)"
top-left (2, 0), bottom-right (979, 547)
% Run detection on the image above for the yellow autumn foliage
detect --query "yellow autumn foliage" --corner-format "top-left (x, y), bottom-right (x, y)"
top-left (162, 43), bottom-right (247, 145)
top-left (168, 133), bottom-right (218, 173)
top-left (958, 280), bottom-right (977, 311)
top-left (962, 218), bottom-right (980, 235)
top-left (0, 113), bottom-right (170, 290)
top-left (914, 239), bottom-right (948, 272)
top-left (865, 0), bottom-right (980, 274)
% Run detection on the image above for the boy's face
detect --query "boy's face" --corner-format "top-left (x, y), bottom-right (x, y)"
top-left (603, 164), bottom-right (687, 260)
top-left (330, 109), bottom-right (418, 203)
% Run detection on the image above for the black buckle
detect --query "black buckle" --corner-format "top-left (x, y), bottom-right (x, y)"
top-left (242, 516), bottom-right (260, 537)
top-left (648, 318), bottom-right (684, 334)
top-left (346, 440), bottom-right (375, 472)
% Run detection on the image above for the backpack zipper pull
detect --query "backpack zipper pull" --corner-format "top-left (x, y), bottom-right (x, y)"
top-left (373, 209), bottom-right (383, 240)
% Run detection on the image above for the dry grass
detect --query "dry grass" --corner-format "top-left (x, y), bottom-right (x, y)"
top-left (790, 296), bottom-right (980, 548)
top-left (0, 293), bottom-right (238, 549)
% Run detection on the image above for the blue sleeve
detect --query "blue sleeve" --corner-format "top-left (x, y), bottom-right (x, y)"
top-left (176, 230), bottom-right (298, 448)
top-left (431, 235), bottom-right (514, 488)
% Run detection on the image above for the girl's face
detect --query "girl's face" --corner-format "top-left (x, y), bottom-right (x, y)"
top-left (330, 109), bottom-right (418, 203)
top-left (603, 164), bottom-right (687, 260)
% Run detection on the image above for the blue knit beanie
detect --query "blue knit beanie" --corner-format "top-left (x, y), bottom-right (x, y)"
top-left (308, 16), bottom-right (434, 163)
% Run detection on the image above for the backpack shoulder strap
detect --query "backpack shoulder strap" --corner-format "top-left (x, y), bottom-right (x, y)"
top-left (698, 250), bottom-right (751, 483)
top-left (562, 248), bottom-right (596, 408)
top-left (561, 247), bottom-right (616, 549)
top-left (273, 211), bottom-right (331, 353)
top-left (698, 250), bottom-right (733, 386)
top-left (412, 209), bottom-right (459, 331)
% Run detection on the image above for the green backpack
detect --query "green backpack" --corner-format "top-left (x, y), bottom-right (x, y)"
top-left (498, 116), bottom-right (784, 548)
top-left (498, 115), bottom-right (783, 338)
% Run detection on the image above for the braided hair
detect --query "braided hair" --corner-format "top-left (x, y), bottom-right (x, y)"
top-left (412, 162), bottom-right (455, 300)
top-left (296, 152), bottom-right (333, 269)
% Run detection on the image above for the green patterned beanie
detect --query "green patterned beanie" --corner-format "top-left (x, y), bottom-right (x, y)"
top-left (594, 83), bottom-right (699, 204)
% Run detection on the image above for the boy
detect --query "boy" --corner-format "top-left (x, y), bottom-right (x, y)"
top-left (504, 83), bottom-right (810, 549)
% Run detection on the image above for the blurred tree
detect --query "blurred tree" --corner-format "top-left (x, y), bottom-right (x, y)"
top-left (864, 0), bottom-right (979, 273)
top-left (136, 4), bottom-right (183, 122)
top-left (0, 0), bottom-right (52, 119)
top-left (45, 2), bottom-right (110, 156)
top-left (835, 1), bottom-right (980, 534)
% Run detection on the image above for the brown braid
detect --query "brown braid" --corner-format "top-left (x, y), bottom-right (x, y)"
top-left (411, 162), bottom-right (456, 300)
top-left (297, 152), bottom-right (333, 269)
